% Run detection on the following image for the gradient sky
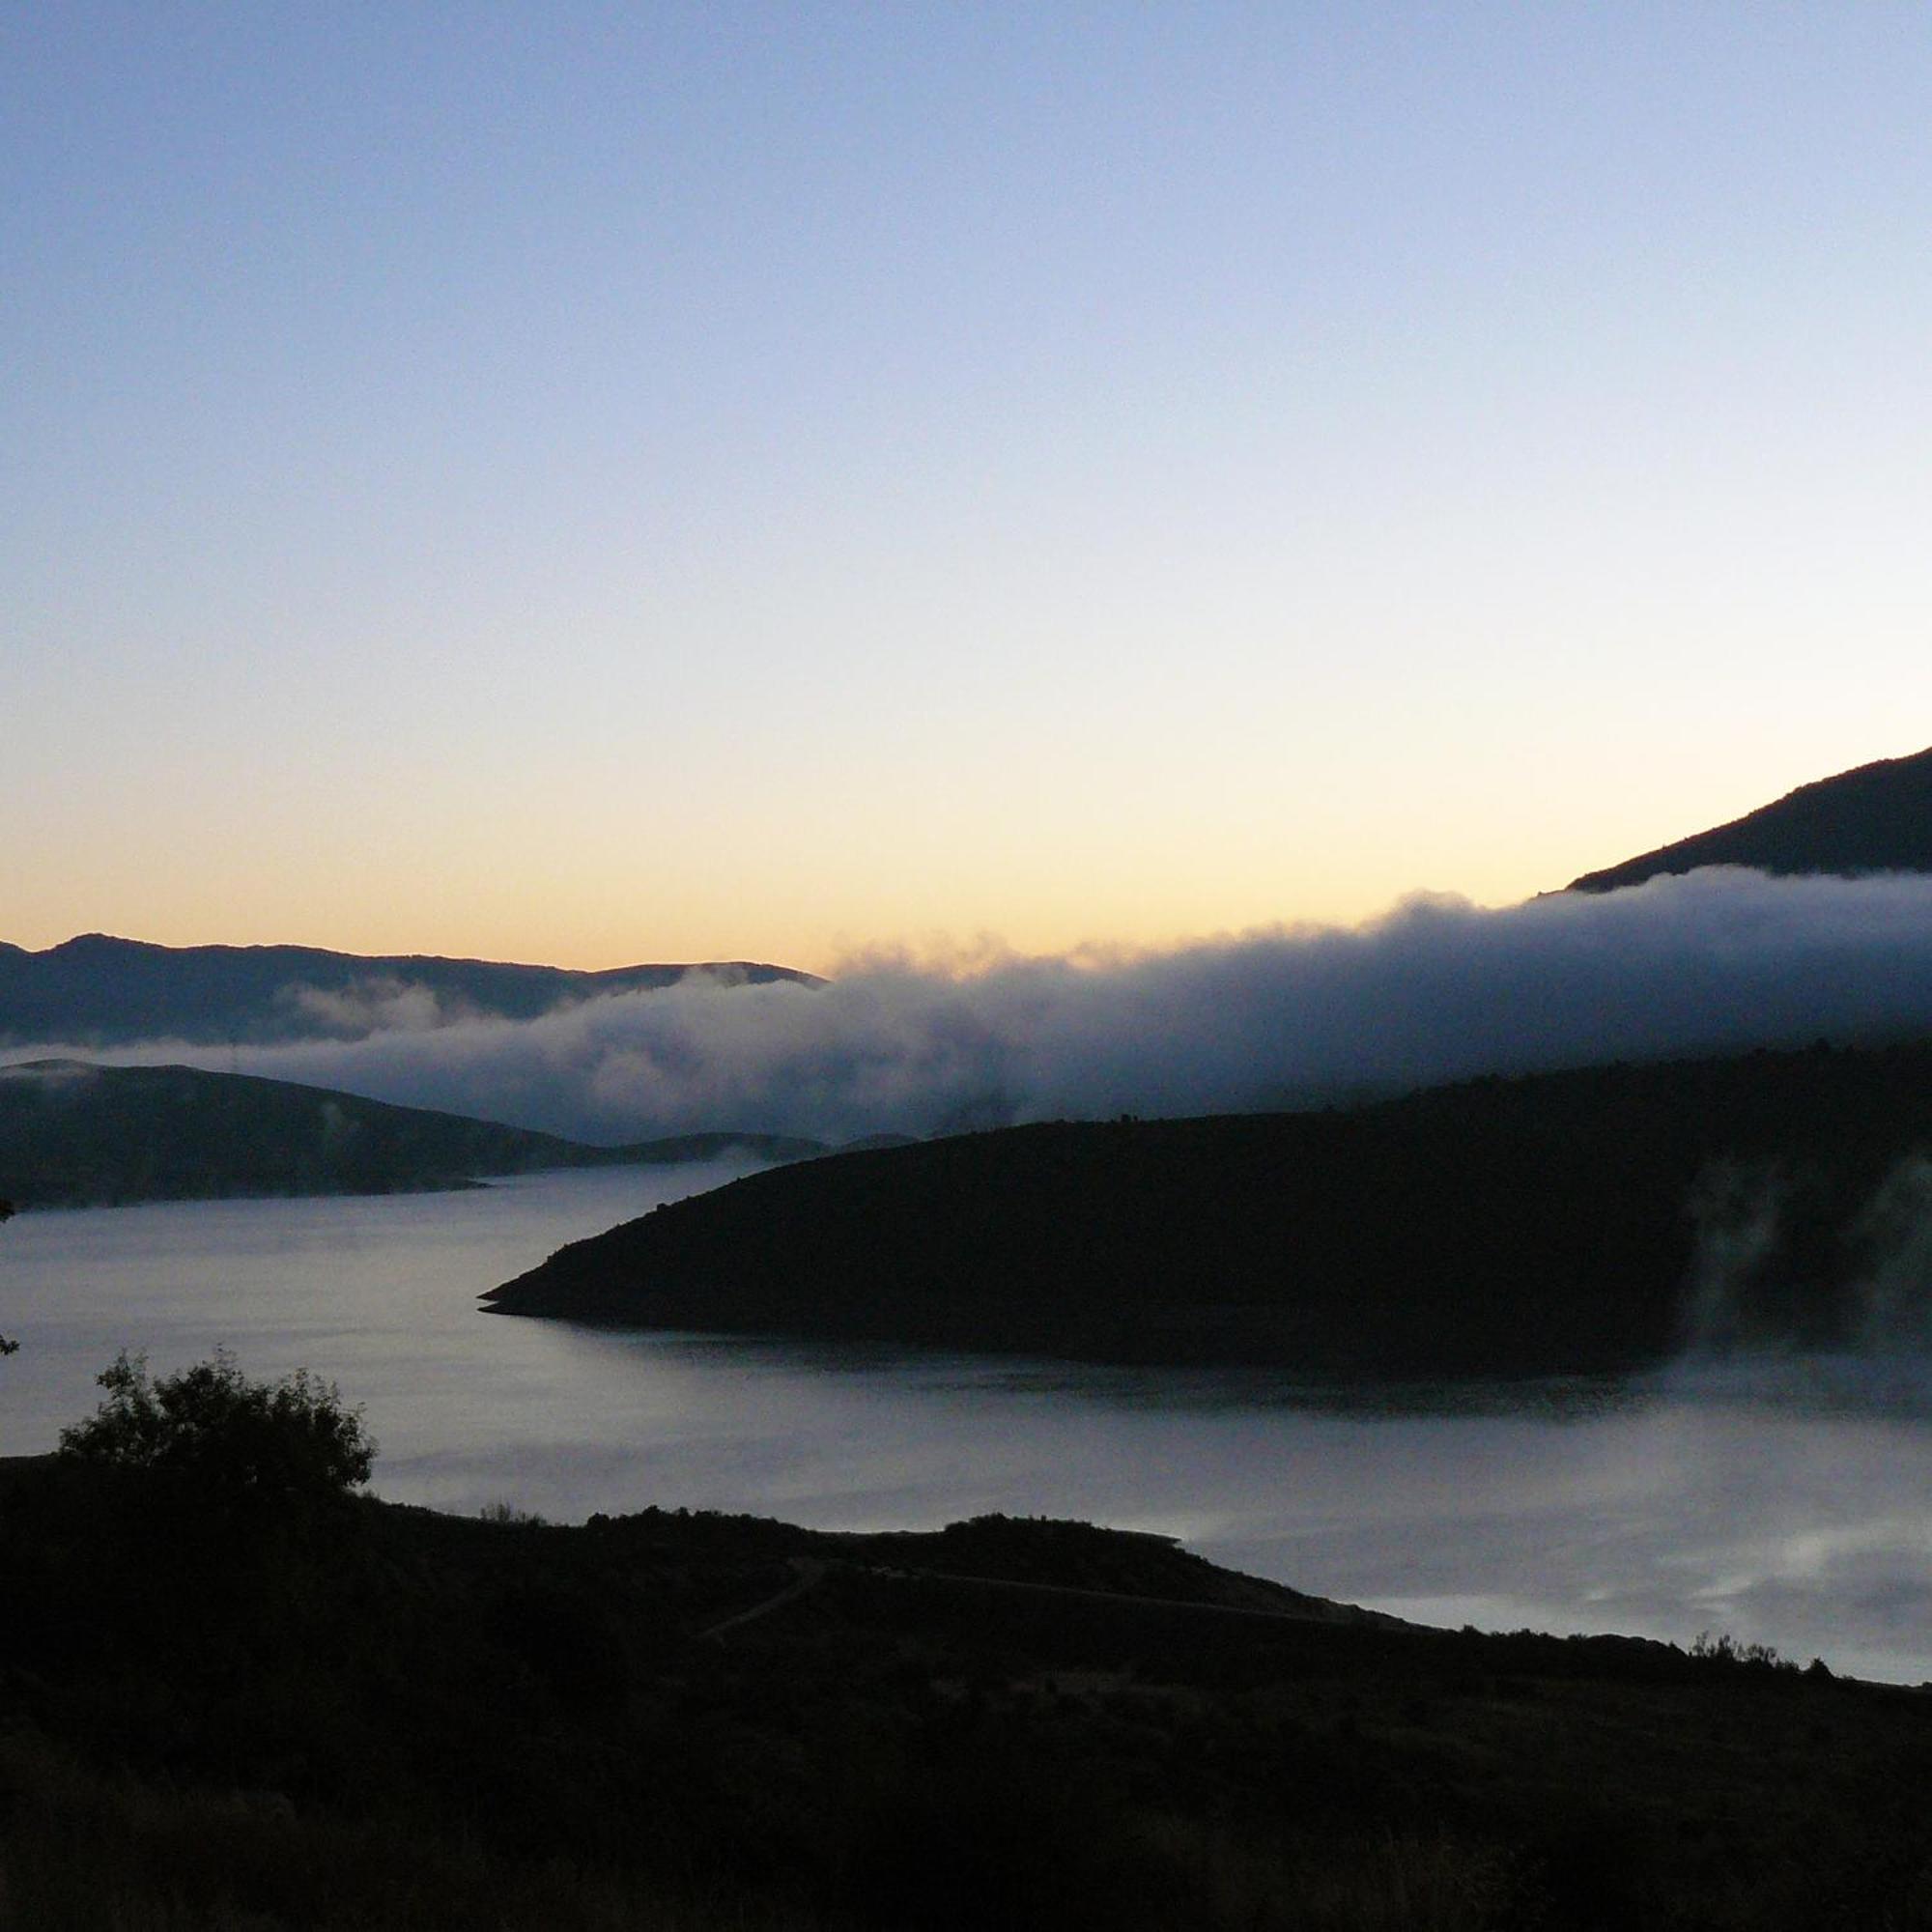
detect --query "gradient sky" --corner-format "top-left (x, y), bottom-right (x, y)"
top-left (7, 4), bottom-right (1929, 974)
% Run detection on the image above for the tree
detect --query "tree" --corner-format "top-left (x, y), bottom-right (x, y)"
top-left (57, 1348), bottom-right (375, 1506)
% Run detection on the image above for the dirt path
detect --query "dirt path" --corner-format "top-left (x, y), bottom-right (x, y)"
top-left (695, 1553), bottom-right (1412, 1644)
top-left (695, 1557), bottom-right (830, 1641)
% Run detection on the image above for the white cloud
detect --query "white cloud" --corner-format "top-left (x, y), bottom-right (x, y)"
top-left (27, 869), bottom-right (1932, 1145)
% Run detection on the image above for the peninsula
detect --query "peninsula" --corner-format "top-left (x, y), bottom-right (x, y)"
top-left (487, 1038), bottom-right (1932, 1378)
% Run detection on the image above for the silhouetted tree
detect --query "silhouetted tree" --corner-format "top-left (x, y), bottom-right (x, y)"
top-left (57, 1348), bottom-right (374, 1504)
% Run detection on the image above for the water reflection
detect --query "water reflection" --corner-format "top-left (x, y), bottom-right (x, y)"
top-left (676, 1335), bottom-right (1651, 1420)
top-left (1651, 1349), bottom-right (1932, 1419)
top-left (2, 1168), bottom-right (1929, 1687)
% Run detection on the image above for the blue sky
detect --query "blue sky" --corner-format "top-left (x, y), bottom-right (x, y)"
top-left (7, 4), bottom-right (1929, 969)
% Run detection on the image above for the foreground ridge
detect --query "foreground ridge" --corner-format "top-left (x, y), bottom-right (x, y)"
top-left (0, 1463), bottom-right (1920, 1929)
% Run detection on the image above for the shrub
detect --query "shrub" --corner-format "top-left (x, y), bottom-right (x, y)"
top-left (1689, 1629), bottom-right (1795, 1672)
top-left (57, 1349), bottom-right (375, 1507)
top-left (479, 1500), bottom-right (549, 1527)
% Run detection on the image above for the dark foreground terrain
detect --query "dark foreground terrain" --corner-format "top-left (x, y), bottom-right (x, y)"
top-left (489, 1039), bottom-right (1932, 1378)
top-left (1, 1455), bottom-right (1928, 1929)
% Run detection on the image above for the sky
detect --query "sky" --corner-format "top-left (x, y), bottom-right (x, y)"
top-left (7, 4), bottom-right (1931, 975)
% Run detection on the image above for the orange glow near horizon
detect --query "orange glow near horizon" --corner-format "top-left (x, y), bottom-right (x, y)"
top-left (8, 721), bottom-right (1918, 979)
top-left (9, 12), bottom-right (1929, 986)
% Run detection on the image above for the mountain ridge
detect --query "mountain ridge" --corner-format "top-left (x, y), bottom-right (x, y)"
top-left (1567, 742), bottom-right (1932, 892)
top-left (0, 933), bottom-right (822, 1047)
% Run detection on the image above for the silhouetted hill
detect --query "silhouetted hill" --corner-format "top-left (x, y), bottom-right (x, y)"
top-left (488, 1040), bottom-right (1932, 1378)
top-left (0, 1060), bottom-right (821, 1207)
top-left (0, 933), bottom-right (823, 1046)
top-left (1568, 743), bottom-right (1932, 892)
top-left (4, 1457), bottom-right (1928, 1927)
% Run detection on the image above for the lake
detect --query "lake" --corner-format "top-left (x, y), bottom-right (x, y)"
top-left (4, 1163), bottom-right (1930, 1686)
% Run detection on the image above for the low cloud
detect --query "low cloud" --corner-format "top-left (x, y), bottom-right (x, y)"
top-left (27, 869), bottom-right (1932, 1145)
top-left (280, 977), bottom-right (479, 1038)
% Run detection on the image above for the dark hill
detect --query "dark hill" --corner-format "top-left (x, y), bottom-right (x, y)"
top-left (487, 1040), bottom-right (1932, 1378)
top-left (8, 1457), bottom-right (1925, 1927)
top-left (0, 1060), bottom-right (820, 1207)
top-left (0, 932), bottom-right (822, 1047)
top-left (1567, 743), bottom-right (1932, 892)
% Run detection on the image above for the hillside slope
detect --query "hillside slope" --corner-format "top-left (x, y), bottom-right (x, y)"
top-left (1568, 743), bottom-right (1932, 892)
top-left (487, 1041), bottom-right (1932, 1378)
top-left (0, 932), bottom-right (822, 1046)
top-left (0, 1059), bottom-right (819, 1207)
top-left (8, 1460), bottom-right (1924, 1928)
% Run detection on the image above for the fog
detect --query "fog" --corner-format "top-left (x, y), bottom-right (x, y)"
top-left (1681, 1148), bottom-right (1932, 1368)
top-left (33, 869), bottom-right (1932, 1144)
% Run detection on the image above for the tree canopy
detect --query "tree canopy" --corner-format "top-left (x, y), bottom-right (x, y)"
top-left (57, 1349), bottom-right (375, 1505)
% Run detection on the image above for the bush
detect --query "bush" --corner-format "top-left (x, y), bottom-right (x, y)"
top-left (1689, 1629), bottom-right (1795, 1672)
top-left (57, 1349), bottom-right (375, 1507)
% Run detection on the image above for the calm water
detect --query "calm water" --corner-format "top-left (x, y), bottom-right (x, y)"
top-left (5, 1164), bottom-right (1931, 1686)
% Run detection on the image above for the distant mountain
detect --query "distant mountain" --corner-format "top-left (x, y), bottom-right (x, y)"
top-left (487, 1040), bottom-right (1932, 1378)
top-left (0, 934), bottom-right (822, 1047)
top-left (0, 1060), bottom-right (821, 1208)
top-left (1568, 744), bottom-right (1932, 893)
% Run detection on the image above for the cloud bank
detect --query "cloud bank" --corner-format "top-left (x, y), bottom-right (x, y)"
top-left (37, 869), bottom-right (1932, 1145)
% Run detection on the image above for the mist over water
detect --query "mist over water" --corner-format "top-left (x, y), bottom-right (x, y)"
top-left (1680, 1149), bottom-right (1932, 1363)
top-left (22, 870), bottom-right (1932, 1142)
top-left (5, 1171), bottom-right (1931, 1687)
